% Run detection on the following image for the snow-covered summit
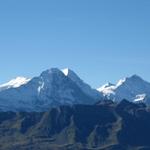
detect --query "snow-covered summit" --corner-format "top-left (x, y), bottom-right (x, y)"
top-left (62, 68), bottom-right (81, 82)
top-left (62, 68), bottom-right (102, 100)
top-left (0, 68), bottom-right (101, 112)
top-left (0, 69), bottom-right (150, 112)
top-left (98, 82), bottom-right (115, 93)
top-left (0, 77), bottom-right (31, 91)
top-left (98, 75), bottom-right (150, 103)
top-left (62, 68), bottom-right (70, 76)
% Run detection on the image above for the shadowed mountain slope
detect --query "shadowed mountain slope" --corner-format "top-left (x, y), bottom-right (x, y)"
top-left (0, 100), bottom-right (150, 150)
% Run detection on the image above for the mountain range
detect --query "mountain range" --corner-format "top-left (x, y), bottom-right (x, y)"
top-left (0, 68), bottom-right (150, 150)
top-left (98, 75), bottom-right (150, 104)
top-left (0, 68), bottom-right (150, 111)
top-left (0, 68), bottom-right (101, 111)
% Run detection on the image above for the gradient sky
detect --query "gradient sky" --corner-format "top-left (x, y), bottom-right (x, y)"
top-left (0, 0), bottom-right (150, 88)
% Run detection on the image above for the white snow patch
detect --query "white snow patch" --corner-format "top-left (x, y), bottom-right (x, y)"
top-left (98, 75), bottom-right (150, 103)
top-left (97, 83), bottom-right (116, 95)
top-left (37, 82), bottom-right (45, 93)
top-left (134, 94), bottom-right (146, 102)
top-left (62, 68), bottom-right (69, 76)
top-left (0, 77), bottom-right (31, 90)
top-left (116, 78), bottom-right (126, 87)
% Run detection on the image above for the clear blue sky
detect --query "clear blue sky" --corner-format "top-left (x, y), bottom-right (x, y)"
top-left (0, 0), bottom-right (150, 88)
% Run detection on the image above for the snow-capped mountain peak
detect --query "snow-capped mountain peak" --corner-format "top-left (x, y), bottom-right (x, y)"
top-left (0, 76), bottom-right (31, 90)
top-left (62, 68), bottom-right (70, 76)
top-left (62, 68), bottom-right (102, 100)
top-left (98, 82), bottom-right (115, 91)
top-left (97, 83), bottom-right (115, 95)
top-left (116, 78), bottom-right (126, 87)
top-left (62, 68), bottom-right (80, 82)
top-left (116, 75), bottom-right (144, 86)
top-left (0, 68), bottom-right (102, 111)
top-left (98, 75), bottom-right (150, 103)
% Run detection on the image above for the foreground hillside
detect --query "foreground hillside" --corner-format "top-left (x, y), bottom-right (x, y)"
top-left (0, 100), bottom-right (150, 150)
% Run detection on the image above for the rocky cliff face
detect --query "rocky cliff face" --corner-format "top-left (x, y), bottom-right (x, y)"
top-left (0, 68), bottom-right (102, 111)
top-left (0, 100), bottom-right (150, 150)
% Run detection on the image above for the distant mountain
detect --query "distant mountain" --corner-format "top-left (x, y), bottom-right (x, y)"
top-left (62, 68), bottom-right (100, 99)
top-left (0, 68), bottom-right (102, 111)
top-left (0, 76), bottom-right (31, 90)
top-left (1, 68), bottom-right (150, 112)
top-left (1, 70), bottom-right (150, 149)
top-left (98, 75), bottom-right (150, 104)
top-left (0, 100), bottom-right (150, 150)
